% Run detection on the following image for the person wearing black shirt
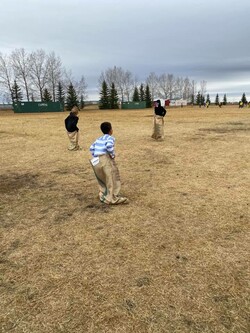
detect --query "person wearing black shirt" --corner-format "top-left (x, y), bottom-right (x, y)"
top-left (64, 106), bottom-right (81, 150)
top-left (151, 99), bottom-right (167, 140)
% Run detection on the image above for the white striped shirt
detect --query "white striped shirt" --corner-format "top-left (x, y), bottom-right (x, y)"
top-left (90, 134), bottom-right (115, 158)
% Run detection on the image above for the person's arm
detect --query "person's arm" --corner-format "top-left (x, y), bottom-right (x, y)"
top-left (74, 117), bottom-right (79, 132)
top-left (106, 138), bottom-right (115, 158)
top-left (89, 143), bottom-right (95, 157)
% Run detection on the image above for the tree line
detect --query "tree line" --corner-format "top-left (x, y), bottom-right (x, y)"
top-left (98, 66), bottom-right (201, 104)
top-left (99, 80), bottom-right (152, 109)
top-left (0, 49), bottom-right (205, 105)
top-left (195, 92), bottom-right (248, 107)
top-left (3, 48), bottom-right (247, 110)
top-left (0, 48), bottom-right (87, 110)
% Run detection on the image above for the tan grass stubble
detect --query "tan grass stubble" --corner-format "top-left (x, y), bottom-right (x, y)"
top-left (0, 106), bottom-right (249, 332)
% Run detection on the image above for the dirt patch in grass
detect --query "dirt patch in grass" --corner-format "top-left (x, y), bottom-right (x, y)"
top-left (199, 120), bottom-right (250, 134)
top-left (199, 127), bottom-right (250, 133)
top-left (0, 172), bottom-right (39, 194)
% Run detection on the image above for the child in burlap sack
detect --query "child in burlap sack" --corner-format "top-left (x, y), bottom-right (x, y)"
top-left (151, 99), bottom-right (167, 141)
top-left (89, 122), bottom-right (128, 205)
top-left (64, 106), bottom-right (81, 151)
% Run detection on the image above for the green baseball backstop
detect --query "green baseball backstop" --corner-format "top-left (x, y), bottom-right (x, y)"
top-left (121, 101), bottom-right (146, 109)
top-left (13, 102), bottom-right (64, 113)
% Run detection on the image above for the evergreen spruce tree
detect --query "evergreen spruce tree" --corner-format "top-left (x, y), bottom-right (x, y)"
top-left (12, 80), bottom-right (23, 103)
top-left (132, 86), bottom-right (140, 102)
top-left (196, 92), bottom-right (201, 105)
top-left (215, 94), bottom-right (219, 105)
top-left (145, 84), bottom-right (152, 108)
top-left (241, 92), bottom-right (247, 104)
top-left (201, 94), bottom-right (205, 105)
top-left (109, 82), bottom-right (119, 109)
top-left (206, 94), bottom-right (211, 104)
top-left (191, 94), bottom-right (195, 105)
top-left (56, 81), bottom-right (65, 106)
top-left (139, 83), bottom-right (145, 101)
top-left (43, 88), bottom-right (52, 102)
top-left (66, 82), bottom-right (79, 111)
top-left (223, 94), bottom-right (227, 105)
top-left (99, 80), bottom-right (110, 109)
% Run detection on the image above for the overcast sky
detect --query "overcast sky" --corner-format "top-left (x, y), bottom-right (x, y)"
top-left (1, 0), bottom-right (250, 100)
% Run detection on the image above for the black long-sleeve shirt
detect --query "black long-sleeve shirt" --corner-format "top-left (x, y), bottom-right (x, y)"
top-left (154, 106), bottom-right (166, 117)
top-left (64, 112), bottom-right (79, 132)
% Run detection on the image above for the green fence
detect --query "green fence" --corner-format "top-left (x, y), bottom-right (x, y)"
top-left (121, 101), bottom-right (146, 109)
top-left (13, 102), bottom-right (64, 113)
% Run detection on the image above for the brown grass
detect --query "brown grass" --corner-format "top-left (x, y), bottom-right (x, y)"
top-left (0, 105), bottom-right (249, 333)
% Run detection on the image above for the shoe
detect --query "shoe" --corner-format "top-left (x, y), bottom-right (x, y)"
top-left (71, 146), bottom-right (82, 151)
top-left (115, 197), bottom-right (129, 204)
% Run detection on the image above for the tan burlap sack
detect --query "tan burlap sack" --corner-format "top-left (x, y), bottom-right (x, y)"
top-left (67, 131), bottom-right (80, 150)
top-left (90, 154), bottom-right (128, 204)
top-left (151, 115), bottom-right (164, 140)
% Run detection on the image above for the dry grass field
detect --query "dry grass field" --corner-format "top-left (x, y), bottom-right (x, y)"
top-left (0, 105), bottom-right (249, 333)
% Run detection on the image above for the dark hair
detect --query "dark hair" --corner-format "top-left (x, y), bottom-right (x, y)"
top-left (100, 122), bottom-right (112, 134)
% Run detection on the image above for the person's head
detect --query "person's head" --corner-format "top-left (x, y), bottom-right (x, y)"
top-left (71, 106), bottom-right (79, 115)
top-left (100, 122), bottom-right (112, 135)
top-left (156, 99), bottom-right (161, 107)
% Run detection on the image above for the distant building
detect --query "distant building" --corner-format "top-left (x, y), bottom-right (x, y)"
top-left (153, 99), bottom-right (187, 107)
top-left (170, 99), bottom-right (187, 106)
top-left (153, 99), bottom-right (170, 107)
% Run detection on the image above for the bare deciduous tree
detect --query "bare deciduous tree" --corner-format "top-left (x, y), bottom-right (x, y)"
top-left (122, 70), bottom-right (134, 102)
top-left (146, 72), bottom-right (158, 101)
top-left (191, 80), bottom-right (197, 100)
top-left (157, 74), bottom-right (176, 99)
top-left (183, 77), bottom-right (191, 100)
top-left (75, 75), bottom-right (88, 101)
top-left (11, 48), bottom-right (31, 101)
top-left (47, 52), bottom-right (62, 101)
top-left (30, 49), bottom-right (49, 101)
top-left (61, 68), bottom-right (74, 92)
top-left (167, 74), bottom-right (175, 99)
top-left (200, 80), bottom-right (207, 97)
top-left (0, 52), bottom-right (14, 102)
top-left (61, 69), bottom-right (88, 103)
top-left (99, 66), bottom-right (134, 102)
top-left (175, 77), bottom-right (184, 99)
top-left (157, 73), bottom-right (169, 99)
